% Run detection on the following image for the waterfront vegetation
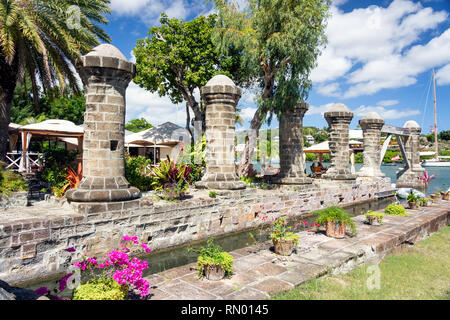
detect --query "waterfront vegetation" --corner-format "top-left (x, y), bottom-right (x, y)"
top-left (271, 226), bottom-right (450, 300)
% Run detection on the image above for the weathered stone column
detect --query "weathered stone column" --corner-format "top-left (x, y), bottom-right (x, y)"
top-left (322, 103), bottom-right (356, 181)
top-left (396, 120), bottom-right (426, 188)
top-left (196, 75), bottom-right (246, 190)
top-left (274, 103), bottom-right (312, 185)
top-left (66, 44), bottom-right (140, 202)
top-left (357, 112), bottom-right (385, 178)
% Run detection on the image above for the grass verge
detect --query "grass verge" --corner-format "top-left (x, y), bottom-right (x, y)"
top-left (271, 226), bottom-right (450, 300)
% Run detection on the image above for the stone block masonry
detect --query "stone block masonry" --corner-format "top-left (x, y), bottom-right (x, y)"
top-left (323, 103), bottom-right (356, 181)
top-left (66, 44), bottom-right (140, 203)
top-left (195, 75), bottom-right (246, 191)
top-left (0, 180), bottom-right (393, 285)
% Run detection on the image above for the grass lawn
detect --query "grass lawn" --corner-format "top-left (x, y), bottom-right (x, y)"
top-left (272, 226), bottom-right (450, 300)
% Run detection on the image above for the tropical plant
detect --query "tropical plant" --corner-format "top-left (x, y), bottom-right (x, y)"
top-left (418, 171), bottom-right (435, 185)
top-left (313, 206), bottom-right (357, 237)
top-left (384, 204), bottom-right (407, 216)
top-left (62, 162), bottom-right (82, 193)
top-left (188, 238), bottom-right (233, 279)
top-left (151, 157), bottom-right (192, 198)
top-left (211, 0), bottom-right (331, 176)
top-left (407, 191), bottom-right (420, 204)
top-left (0, 0), bottom-right (111, 160)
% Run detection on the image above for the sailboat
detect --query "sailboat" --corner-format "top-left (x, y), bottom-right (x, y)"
top-left (421, 70), bottom-right (450, 167)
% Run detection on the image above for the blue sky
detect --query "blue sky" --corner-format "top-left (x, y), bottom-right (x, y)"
top-left (101, 0), bottom-right (450, 133)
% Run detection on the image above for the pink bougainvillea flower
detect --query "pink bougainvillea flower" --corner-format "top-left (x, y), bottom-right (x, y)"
top-left (35, 287), bottom-right (50, 296)
top-left (65, 247), bottom-right (76, 252)
top-left (58, 273), bottom-right (73, 292)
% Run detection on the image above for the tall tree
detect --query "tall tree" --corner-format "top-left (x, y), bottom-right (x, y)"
top-left (211, 0), bottom-right (330, 177)
top-left (133, 13), bottom-right (248, 143)
top-left (0, 0), bottom-right (110, 159)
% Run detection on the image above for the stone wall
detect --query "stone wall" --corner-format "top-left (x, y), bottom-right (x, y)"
top-left (0, 180), bottom-right (394, 285)
top-left (0, 192), bottom-right (29, 210)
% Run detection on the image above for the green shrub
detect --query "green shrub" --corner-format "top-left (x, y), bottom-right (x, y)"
top-left (384, 204), bottom-right (407, 216)
top-left (209, 190), bottom-right (217, 198)
top-left (313, 206), bottom-right (357, 236)
top-left (0, 163), bottom-right (28, 195)
top-left (188, 238), bottom-right (233, 279)
top-left (365, 211), bottom-right (384, 224)
top-left (38, 146), bottom-right (78, 193)
top-left (125, 155), bottom-right (154, 191)
top-left (73, 278), bottom-right (128, 300)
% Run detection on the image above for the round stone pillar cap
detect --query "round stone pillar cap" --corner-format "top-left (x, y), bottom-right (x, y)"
top-left (77, 43), bottom-right (135, 75)
top-left (403, 120), bottom-right (421, 129)
top-left (360, 111), bottom-right (384, 125)
top-left (324, 103), bottom-right (353, 118)
top-left (201, 74), bottom-right (242, 97)
top-left (363, 111), bottom-right (383, 120)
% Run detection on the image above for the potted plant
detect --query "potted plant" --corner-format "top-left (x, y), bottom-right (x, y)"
top-left (188, 238), bottom-right (233, 281)
top-left (433, 190), bottom-right (442, 200)
top-left (406, 191), bottom-right (419, 209)
top-left (365, 211), bottom-right (384, 226)
top-left (268, 217), bottom-right (299, 256)
top-left (313, 206), bottom-right (357, 239)
top-left (384, 204), bottom-right (407, 216)
top-left (441, 184), bottom-right (449, 200)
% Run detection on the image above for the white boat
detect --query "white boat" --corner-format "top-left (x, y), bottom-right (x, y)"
top-left (396, 188), bottom-right (425, 199)
top-left (422, 158), bottom-right (450, 167)
top-left (421, 71), bottom-right (450, 168)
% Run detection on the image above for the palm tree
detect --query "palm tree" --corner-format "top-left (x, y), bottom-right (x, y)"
top-left (0, 0), bottom-right (111, 160)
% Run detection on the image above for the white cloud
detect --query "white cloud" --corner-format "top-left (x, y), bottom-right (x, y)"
top-left (316, 83), bottom-right (341, 97)
top-left (377, 100), bottom-right (399, 107)
top-left (353, 105), bottom-right (420, 120)
top-left (239, 107), bottom-right (257, 121)
top-left (125, 81), bottom-right (189, 126)
top-left (312, 0), bottom-right (449, 98)
top-left (306, 103), bottom-right (334, 116)
top-left (436, 63), bottom-right (450, 86)
top-left (110, 0), bottom-right (209, 25)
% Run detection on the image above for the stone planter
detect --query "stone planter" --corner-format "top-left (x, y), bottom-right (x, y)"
top-left (432, 194), bottom-right (441, 200)
top-left (325, 220), bottom-right (346, 239)
top-left (366, 216), bottom-right (383, 226)
top-left (203, 264), bottom-right (226, 281)
top-left (272, 238), bottom-right (297, 256)
top-left (408, 202), bottom-right (418, 209)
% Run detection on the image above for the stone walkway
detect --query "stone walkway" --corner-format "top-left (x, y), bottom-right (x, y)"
top-left (142, 201), bottom-right (450, 300)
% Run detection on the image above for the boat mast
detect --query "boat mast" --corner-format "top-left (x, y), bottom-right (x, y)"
top-left (433, 70), bottom-right (439, 161)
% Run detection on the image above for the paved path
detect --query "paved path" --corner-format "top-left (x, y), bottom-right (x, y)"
top-left (142, 201), bottom-right (450, 300)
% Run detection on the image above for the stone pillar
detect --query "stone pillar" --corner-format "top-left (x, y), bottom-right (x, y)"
top-left (274, 103), bottom-right (312, 185)
top-left (357, 112), bottom-right (385, 178)
top-left (195, 75), bottom-right (246, 190)
top-left (396, 120), bottom-right (426, 188)
top-left (66, 44), bottom-right (140, 202)
top-left (322, 103), bottom-right (356, 181)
